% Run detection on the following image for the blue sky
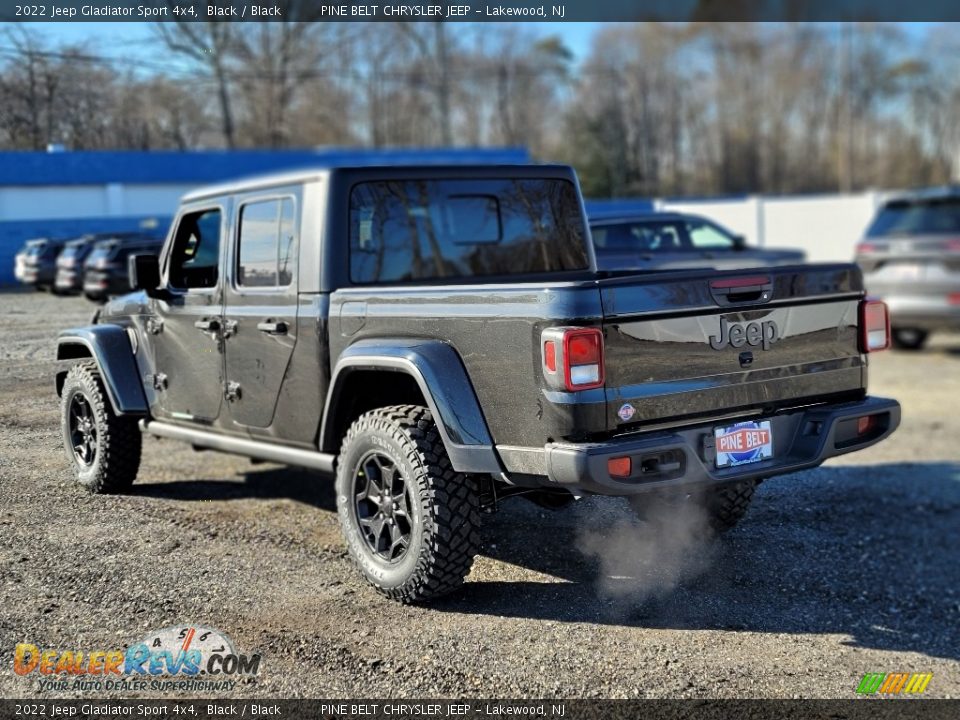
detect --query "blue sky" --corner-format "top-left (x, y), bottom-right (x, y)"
top-left (27, 21), bottom-right (602, 63)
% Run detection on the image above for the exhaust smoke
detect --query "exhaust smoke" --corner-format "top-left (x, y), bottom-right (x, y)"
top-left (576, 495), bottom-right (719, 608)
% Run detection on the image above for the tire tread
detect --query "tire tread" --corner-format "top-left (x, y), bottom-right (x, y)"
top-left (338, 404), bottom-right (481, 603)
top-left (61, 360), bottom-right (141, 494)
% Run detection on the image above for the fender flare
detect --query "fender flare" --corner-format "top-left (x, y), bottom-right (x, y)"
top-left (56, 325), bottom-right (149, 416)
top-left (321, 338), bottom-right (502, 474)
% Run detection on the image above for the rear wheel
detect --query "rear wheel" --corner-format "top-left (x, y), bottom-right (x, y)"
top-left (628, 480), bottom-right (757, 533)
top-left (703, 480), bottom-right (757, 532)
top-left (336, 405), bottom-right (481, 603)
top-left (60, 361), bottom-right (142, 493)
top-left (891, 327), bottom-right (928, 351)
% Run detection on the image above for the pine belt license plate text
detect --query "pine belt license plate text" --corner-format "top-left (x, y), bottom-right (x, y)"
top-left (715, 420), bottom-right (774, 468)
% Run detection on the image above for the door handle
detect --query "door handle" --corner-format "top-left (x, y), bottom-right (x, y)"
top-left (256, 320), bottom-right (288, 335)
top-left (194, 318), bottom-right (220, 332)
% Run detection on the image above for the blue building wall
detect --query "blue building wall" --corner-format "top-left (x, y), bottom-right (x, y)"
top-left (0, 147), bottom-right (530, 285)
top-left (583, 198), bottom-right (656, 218)
top-left (0, 147), bottom-right (530, 186)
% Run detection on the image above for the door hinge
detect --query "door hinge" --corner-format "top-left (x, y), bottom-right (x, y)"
top-left (146, 317), bottom-right (163, 335)
top-left (225, 381), bottom-right (241, 402)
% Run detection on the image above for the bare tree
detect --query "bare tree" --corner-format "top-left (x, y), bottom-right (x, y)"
top-left (154, 9), bottom-right (236, 147)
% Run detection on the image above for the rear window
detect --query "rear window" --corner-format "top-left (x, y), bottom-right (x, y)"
top-left (349, 178), bottom-right (589, 284)
top-left (867, 198), bottom-right (960, 237)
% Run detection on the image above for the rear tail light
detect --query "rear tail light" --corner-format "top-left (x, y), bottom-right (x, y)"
top-left (859, 299), bottom-right (890, 352)
top-left (856, 243), bottom-right (878, 255)
top-left (541, 327), bottom-right (605, 391)
top-left (946, 239), bottom-right (960, 252)
top-left (948, 293), bottom-right (960, 306)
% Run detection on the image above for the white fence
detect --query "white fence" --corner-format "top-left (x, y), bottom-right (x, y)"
top-left (658, 191), bottom-right (890, 263)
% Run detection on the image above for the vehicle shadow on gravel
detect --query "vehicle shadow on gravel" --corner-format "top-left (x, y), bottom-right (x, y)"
top-left (130, 466), bottom-right (338, 511)
top-left (446, 462), bottom-right (960, 662)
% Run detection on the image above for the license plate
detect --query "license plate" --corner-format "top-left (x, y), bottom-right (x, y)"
top-left (889, 263), bottom-right (923, 281)
top-left (715, 420), bottom-right (773, 468)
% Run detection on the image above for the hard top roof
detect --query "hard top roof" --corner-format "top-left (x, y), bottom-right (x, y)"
top-left (181, 163), bottom-right (572, 203)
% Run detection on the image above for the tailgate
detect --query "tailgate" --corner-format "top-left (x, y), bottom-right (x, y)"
top-left (600, 264), bottom-right (865, 430)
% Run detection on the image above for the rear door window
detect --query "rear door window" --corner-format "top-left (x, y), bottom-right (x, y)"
top-left (236, 198), bottom-right (297, 288)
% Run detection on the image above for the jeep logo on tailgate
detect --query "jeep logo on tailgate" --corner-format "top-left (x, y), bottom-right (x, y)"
top-left (709, 318), bottom-right (779, 350)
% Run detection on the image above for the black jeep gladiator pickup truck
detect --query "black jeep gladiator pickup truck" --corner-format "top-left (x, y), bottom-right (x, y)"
top-left (55, 165), bottom-right (900, 602)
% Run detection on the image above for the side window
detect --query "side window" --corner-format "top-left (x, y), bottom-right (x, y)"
top-left (642, 223), bottom-right (684, 251)
top-left (168, 208), bottom-right (222, 289)
top-left (237, 198), bottom-right (296, 288)
top-left (687, 221), bottom-right (735, 250)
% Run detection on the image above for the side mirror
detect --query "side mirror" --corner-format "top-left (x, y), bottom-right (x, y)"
top-left (732, 234), bottom-right (748, 251)
top-left (128, 254), bottom-right (162, 297)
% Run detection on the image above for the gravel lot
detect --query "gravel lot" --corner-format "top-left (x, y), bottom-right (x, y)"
top-left (1, 290), bottom-right (958, 700)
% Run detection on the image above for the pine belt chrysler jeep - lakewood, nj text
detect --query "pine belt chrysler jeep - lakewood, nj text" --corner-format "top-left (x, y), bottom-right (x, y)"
top-left (54, 165), bottom-right (900, 602)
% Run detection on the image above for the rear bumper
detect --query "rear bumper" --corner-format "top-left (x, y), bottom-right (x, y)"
top-left (83, 273), bottom-right (111, 297)
top-left (55, 269), bottom-right (81, 291)
top-left (543, 396), bottom-right (900, 496)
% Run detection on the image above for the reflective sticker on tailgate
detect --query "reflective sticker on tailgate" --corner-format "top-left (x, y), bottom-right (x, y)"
top-left (715, 420), bottom-right (773, 468)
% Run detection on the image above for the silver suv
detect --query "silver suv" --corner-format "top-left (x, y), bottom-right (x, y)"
top-left (855, 189), bottom-right (960, 350)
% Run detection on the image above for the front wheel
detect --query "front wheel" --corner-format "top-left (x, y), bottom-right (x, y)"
top-left (336, 405), bottom-right (481, 603)
top-left (60, 360), bottom-right (142, 493)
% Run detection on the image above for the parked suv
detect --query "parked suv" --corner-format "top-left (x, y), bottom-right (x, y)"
top-left (55, 236), bottom-right (97, 294)
top-left (855, 188), bottom-right (960, 350)
top-left (83, 235), bottom-right (164, 301)
top-left (19, 237), bottom-right (66, 291)
top-left (14, 239), bottom-right (45, 284)
top-left (55, 165), bottom-right (899, 602)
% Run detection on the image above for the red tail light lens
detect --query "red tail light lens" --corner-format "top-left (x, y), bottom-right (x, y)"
top-left (563, 329), bottom-right (604, 390)
top-left (856, 243), bottom-right (878, 255)
top-left (946, 239), bottom-right (960, 252)
top-left (567, 332), bottom-right (601, 365)
top-left (859, 299), bottom-right (890, 352)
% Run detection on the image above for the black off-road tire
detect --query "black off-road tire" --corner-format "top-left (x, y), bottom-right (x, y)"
top-left (629, 479), bottom-right (757, 533)
top-left (891, 328), bottom-right (929, 351)
top-left (336, 405), bottom-right (481, 603)
top-left (60, 360), bottom-right (142, 493)
top-left (704, 480), bottom-right (757, 532)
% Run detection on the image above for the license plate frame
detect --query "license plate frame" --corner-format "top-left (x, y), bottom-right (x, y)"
top-left (715, 420), bottom-right (774, 468)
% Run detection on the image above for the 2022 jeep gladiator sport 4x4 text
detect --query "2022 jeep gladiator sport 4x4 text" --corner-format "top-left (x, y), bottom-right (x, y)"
top-left (55, 165), bottom-right (900, 602)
